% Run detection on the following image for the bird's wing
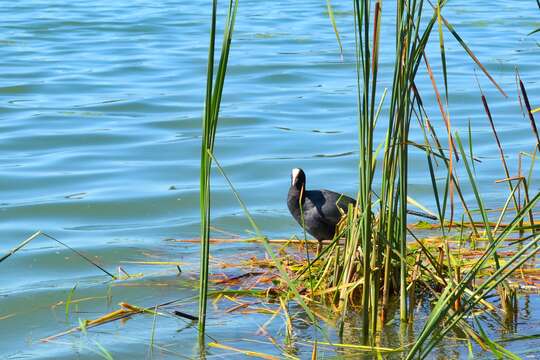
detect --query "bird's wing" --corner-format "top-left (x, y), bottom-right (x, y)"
top-left (317, 190), bottom-right (356, 225)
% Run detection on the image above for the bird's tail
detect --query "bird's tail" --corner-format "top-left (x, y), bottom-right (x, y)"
top-left (406, 209), bottom-right (438, 221)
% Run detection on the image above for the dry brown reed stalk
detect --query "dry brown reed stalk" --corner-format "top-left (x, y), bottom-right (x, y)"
top-left (518, 79), bottom-right (540, 151)
top-left (208, 342), bottom-right (281, 360)
top-left (41, 300), bottom-right (199, 343)
top-left (41, 302), bottom-right (148, 342)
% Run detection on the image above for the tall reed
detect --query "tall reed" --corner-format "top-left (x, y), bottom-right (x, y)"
top-left (198, 0), bottom-right (238, 338)
top-left (309, 0), bottom-right (525, 349)
top-left (341, 0), bottom-right (446, 342)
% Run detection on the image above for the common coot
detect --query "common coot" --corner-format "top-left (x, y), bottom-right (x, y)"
top-left (287, 168), bottom-right (436, 252)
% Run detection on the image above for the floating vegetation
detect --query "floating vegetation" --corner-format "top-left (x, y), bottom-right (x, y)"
top-left (2, 221), bottom-right (537, 357)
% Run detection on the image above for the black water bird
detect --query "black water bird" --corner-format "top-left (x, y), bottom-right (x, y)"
top-left (287, 168), bottom-right (436, 253)
top-left (287, 168), bottom-right (355, 253)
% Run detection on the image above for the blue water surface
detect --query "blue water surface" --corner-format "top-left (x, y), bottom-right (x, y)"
top-left (0, 0), bottom-right (538, 358)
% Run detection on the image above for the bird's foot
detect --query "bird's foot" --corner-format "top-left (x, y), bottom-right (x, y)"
top-left (316, 242), bottom-right (323, 257)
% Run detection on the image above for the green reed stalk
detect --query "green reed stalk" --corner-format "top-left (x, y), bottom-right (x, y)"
top-left (198, 0), bottom-right (238, 338)
top-left (343, 0), bottom-right (445, 342)
top-left (380, 0), bottom-right (436, 324)
top-left (326, 0), bottom-right (344, 57)
top-left (353, 0), bottom-right (370, 342)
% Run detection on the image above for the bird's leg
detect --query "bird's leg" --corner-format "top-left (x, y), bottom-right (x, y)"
top-left (316, 240), bottom-right (323, 257)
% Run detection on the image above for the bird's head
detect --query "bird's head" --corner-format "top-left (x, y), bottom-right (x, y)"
top-left (291, 168), bottom-right (306, 192)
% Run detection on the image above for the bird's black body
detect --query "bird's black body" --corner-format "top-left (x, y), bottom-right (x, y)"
top-left (287, 168), bottom-right (436, 245)
top-left (287, 168), bottom-right (355, 241)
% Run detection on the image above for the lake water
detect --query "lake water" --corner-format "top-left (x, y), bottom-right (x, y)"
top-left (1, 0), bottom-right (538, 358)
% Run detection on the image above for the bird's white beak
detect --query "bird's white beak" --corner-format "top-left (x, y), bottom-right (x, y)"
top-left (291, 168), bottom-right (301, 185)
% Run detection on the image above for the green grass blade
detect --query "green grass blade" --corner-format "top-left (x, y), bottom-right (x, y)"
top-left (65, 283), bottom-right (78, 321)
top-left (326, 0), bottom-right (344, 58)
top-left (437, 11), bottom-right (507, 97)
top-left (474, 317), bottom-right (522, 360)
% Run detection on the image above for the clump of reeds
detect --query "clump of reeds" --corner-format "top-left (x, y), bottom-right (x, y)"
top-left (306, 0), bottom-right (452, 344)
top-left (265, 0), bottom-right (539, 356)
top-left (193, 0), bottom-right (540, 357)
